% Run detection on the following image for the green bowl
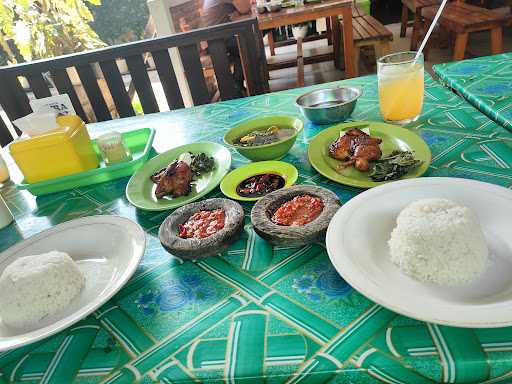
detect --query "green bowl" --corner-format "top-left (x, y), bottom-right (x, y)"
top-left (220, 161), bottom-right (298, 202)
top-left (223, 116), bottom-right (304, 161)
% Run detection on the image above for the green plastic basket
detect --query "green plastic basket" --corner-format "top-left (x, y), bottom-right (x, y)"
top-left (17, 127), bottom-right (155, 196)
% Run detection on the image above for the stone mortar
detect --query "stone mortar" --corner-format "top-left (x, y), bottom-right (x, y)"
top-left (251, 185), bottom-right (341, 247)
top-left (159, 198), bottom-right (244, 260)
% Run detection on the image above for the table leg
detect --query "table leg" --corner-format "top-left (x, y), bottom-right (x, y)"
top-left (326, 17), bottom-right (333, 45)
top-left (268, 31), bottom-right (276, 56)
top-left (376, 41), bottom-right (391, 59)
top-left (331, 16), bottom-right (342, 70)
top-left (410, 9), bottom-right (422, 51)
top-left (453, 32), bottom-right (468, 61)
top-left (490, 27), bottom-right (503, 55)
top-left (422, 19), bottom-right (432, 60)
top-left (400, 4), bottom-right (408, 38)
top-left (257, 28), bottom-right (271, 91)
top-left (340, 7), bottom-right (357, 78)
top-left (297, 37), bottom-right (305, 87)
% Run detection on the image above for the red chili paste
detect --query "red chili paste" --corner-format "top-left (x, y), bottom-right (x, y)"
top-left (271, 195), bottom-right (324, 226)
top-left (178, 209), bottom-right (225, 239)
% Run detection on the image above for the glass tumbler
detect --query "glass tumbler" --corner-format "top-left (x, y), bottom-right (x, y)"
top-left (378, 51), bottom-right (424, 125)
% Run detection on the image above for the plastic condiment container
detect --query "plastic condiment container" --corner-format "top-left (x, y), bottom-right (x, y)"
top-left (0, 154), bottom-right (9, 183)
top-left (96, 131), bottom-right (132, 165)
top-left (0, 195), bottom-right (13, 229)
top-left (9, 115), bottom-right (99, 184)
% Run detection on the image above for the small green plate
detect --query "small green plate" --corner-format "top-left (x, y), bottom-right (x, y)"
top-left (220, 161), bottom-right (298, 202)
top-left (307, 121), bottom-right (431, 189)
top-left (126, 142), bottom-right (231, 211)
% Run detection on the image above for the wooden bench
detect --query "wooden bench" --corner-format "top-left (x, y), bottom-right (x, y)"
top-left (340, 12), bottom-right (393, 67)
top-left (422, 2), bottom-right (512, 61)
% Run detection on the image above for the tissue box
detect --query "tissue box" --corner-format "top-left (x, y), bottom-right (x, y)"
top-left (9, 115), bottom-right (99, 184)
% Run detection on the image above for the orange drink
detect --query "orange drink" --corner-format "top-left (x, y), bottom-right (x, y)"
top-left (378, 52), bottom-right (424, 124)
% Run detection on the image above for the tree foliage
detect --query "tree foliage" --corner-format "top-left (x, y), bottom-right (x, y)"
top-left (0, 0), bottom-right (105, 63)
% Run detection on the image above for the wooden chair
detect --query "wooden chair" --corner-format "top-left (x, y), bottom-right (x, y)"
top-left (400, 0), bottom-right (442, 50)
top-left (340, 9), bottom-right (393, 67)
top-left (0, 18), bottom-right (268, 146)
top-left (422, 2), bottom-right (512, 60)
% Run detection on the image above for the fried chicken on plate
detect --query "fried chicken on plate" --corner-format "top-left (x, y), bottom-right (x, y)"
top-left (151, 160), bottom-right (193, 199)
top-left (328, 128), bottom-right (382, 171)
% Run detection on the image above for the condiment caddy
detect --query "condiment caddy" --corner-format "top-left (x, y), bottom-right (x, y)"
top-left (16, 127), bottom-right (155, 196)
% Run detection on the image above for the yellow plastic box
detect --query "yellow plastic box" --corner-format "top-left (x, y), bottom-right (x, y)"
top-left (10, 115), bottom-right (99, 184)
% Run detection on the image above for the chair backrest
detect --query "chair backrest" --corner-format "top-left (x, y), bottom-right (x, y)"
top-left (0, 18), bottom-right (268, 146)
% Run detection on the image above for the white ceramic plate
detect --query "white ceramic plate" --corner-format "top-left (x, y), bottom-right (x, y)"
top-left (326, 177), bottom-right (512, 328)
top-left (0, 216), bottom-right (145, 351)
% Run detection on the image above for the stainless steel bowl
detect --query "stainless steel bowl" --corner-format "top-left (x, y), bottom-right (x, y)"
top-left (295, 86), bottom-right (362, 124)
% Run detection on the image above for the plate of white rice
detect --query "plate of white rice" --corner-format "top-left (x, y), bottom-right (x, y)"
top-left (326, 177), bottom-right (512, 328)
top-left (0, 216), bottom-right (145, 351)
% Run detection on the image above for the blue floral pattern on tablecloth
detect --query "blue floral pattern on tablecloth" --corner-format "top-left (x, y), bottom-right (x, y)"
top-left (292, 264), bottom-right (352, 303)
top-left (135, 274), bottom-right (213, 315)
top-left (434, 53), bottom-right (512, 131)
top-left (474, 82), bottom-right (512, 96)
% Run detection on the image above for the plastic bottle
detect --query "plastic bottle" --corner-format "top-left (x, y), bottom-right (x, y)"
top-left (0, 154), bottom-right (9, 183)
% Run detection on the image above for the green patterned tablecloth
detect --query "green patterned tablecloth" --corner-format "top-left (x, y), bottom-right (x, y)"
top-left (434, 53), bottom-right (512, 132)
top-left (1, 74), bottom-right (512, 384)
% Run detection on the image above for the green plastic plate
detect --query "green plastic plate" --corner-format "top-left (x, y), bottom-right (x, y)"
top-left (307, 121), bottom-right (431, 188)
top-left (126, 142), bottom-right (231, 211)
top-left (220, 160), bottom-right (298, 202)
top-left (17, 128), bottom-right (156, 196)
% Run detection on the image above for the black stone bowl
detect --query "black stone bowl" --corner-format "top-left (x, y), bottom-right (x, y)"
top-left (251, 185), bottom-right (341, 247)
top-left (159, 198), bottom-right (244, 260)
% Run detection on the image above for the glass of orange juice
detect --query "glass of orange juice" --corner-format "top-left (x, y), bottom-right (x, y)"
top-left (378, 51), bottom-right (424, 124)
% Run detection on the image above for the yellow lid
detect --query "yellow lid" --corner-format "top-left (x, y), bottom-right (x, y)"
top-left (9, 115), bottom-right (84, 153)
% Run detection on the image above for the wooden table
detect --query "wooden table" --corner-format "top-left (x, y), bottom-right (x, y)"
top-left (254, 0), bottom-right (358, 78)
top-left (401, 0), bottom-right (442, 51)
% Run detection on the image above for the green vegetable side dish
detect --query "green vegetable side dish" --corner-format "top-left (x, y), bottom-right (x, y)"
top-left (369, 151), bottom-right (423, 182)
top-left (190, 152), bottom-right (215, 176)
top-left (224, 116), bottom-right (304, 161)
top-left (235, 126), bottom-right (296, 147)
top-left (307, 121), bottom-right (431, 188)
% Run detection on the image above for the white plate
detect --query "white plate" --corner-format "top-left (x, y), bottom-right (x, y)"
top-left (0, 216), bottom-right (145, 351)
top-left (326, 177), bottom-right (512, 328)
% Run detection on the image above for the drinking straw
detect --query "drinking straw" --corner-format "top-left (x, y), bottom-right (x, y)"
top-left (415, 0), bottom-right (449, 61)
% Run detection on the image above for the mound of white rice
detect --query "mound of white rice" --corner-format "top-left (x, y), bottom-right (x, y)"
top-left (0, 251), bottom-right (85, 328)
top-left (388, 199), bottom-right (488, 286)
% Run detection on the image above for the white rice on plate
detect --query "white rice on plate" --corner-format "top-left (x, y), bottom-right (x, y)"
top-left (388, 198), bottom-right (488, 287)
top-left (0, 251), bottom-right (85, 328)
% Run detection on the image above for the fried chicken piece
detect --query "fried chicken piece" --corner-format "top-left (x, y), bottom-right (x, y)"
top-left (353, 141), bottom-right (382, 161)
top-left (153, 160), bottom-right (193, 199)
top-left (328, 134), bottom-right (352, 161)
top-left (151, 168), bottom-right (167, 184)
top-left (329, 128), bottom-right (382, 172)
